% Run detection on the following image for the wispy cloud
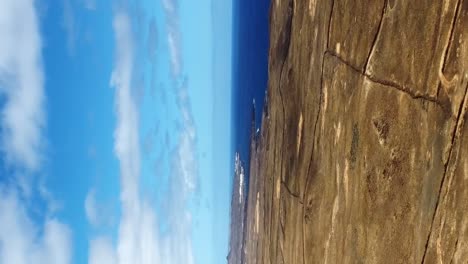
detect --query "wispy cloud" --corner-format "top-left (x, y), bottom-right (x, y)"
top-left (85, 189), bottom-right (99, 227)
top-left (162, 0), bottom-right (182, 77)
top-left (88, 9), bottom-right (198, 263)
top-left (161, 0), bottom-right (198, 198)
top-left (0, 1), bottom-right (72, 263)
top-left (111, 12), bottom-right (140, 205)
top-left (147, 17), bottom-right (158, 63)
top-left (174, 78), bottom-right (197, 195)
top-left (162, 2), bottom-right (199, 261)
top-left (142, 121), bottom-right (159, 159)
top-left (83, 0), bottom-right (96, 11)
top-left (105, 14), bottom-right (161, 262)
top-left (88, 237), bottom-right (116, 264)
top-left (62, 0), bottom-right (76, 56)
top-left (85, 188), bottom-right (116, 229)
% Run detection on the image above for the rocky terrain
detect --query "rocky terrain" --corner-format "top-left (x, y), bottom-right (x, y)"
top-left (229, 0), bottom-right (468, 263)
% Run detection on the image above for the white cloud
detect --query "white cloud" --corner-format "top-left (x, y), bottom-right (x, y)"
top-left (175, 79), bottom-right (197, 195)
top-left (39, 181), bottom-right (63, 215)
top-left (0, 2), bottom-right (73, 264)
top-left (110, 12), bottom-right (140, 205)
top-left (0, 0), bottom-right (45, 172)
top-left (0, 188), bottom-right (72, 264)
top-left (167, 32), bottom-right (181, 76)
top-left (85, 189), bottom-right (98, 227)
top-left (88, 237), bottom-right (116, 264)
top-left (111, 12), bottom-right (162, 263)
top-left (88, 11), bottom-right (197, 264)
top-left (85, 189), bottom-right (116, 229)
top-left (162, 0), bottom-right (182, 77)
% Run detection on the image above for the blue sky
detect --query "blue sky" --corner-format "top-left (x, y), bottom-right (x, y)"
top-left (0, 0), bottom-right (232, 263)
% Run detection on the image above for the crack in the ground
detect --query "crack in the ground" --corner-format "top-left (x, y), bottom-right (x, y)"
top-left (278, 0), bottom-right (293, 188)
top-left (241, 0), bottom-right (464, 262)
top-left (280, 240), bottom-right (286, 264)
top-left (274, 2), bottom-right (294, 262)
top-left (300, 41), bottom-right (461, 264)
top-left (269, 121), bottom-right (278, 263)
top-left (449, 237), bottom-right (459, 264)
top-left (280, 214), bottom-right (286, 241)
top-left (302, 1), bottom-right (335, 263)
top-left (278, 200), bottom-right (287, 264)
top-left (302, 0), bottom-right (334, 214)
top-left (282, 181), bottom-right (303, 202)
top-left (440, 77), bottom-right (468, 206)
top-left (326, 0), bottom-right (335, 49)
top-left (437, 0), bottom-right (462, 97)
top-left (326, 50), bottom-right (445, 106)
top-left (364, 0), bottom-right (387, 72)
top-left (420, 81), bottom-right (468, 264)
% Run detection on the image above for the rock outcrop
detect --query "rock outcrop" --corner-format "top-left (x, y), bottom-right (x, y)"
top-left (231, 0), bottom-right (468, 263)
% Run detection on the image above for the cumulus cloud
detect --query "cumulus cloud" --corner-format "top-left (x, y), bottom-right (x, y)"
top-left (88, 10), bottom-right (198, 264)
top-left (0, 0), bottom-right (45, 172)
top-left (162, 0), bottom-right (182, 77)
top-left (0, 188), bottom-right (72, 264)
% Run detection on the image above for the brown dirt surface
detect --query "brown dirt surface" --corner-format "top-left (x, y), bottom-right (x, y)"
top-left (229, 0), bottom-right (468, 263)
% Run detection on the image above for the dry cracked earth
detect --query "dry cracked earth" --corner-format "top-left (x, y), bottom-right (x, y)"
top-left (228, 0), bottom-right (468, 263)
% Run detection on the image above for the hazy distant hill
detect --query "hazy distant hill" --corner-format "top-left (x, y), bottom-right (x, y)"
top-left (228, 102), bottom-right (257, 264)
top-left (227, 152), bottom-right (248, 264)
